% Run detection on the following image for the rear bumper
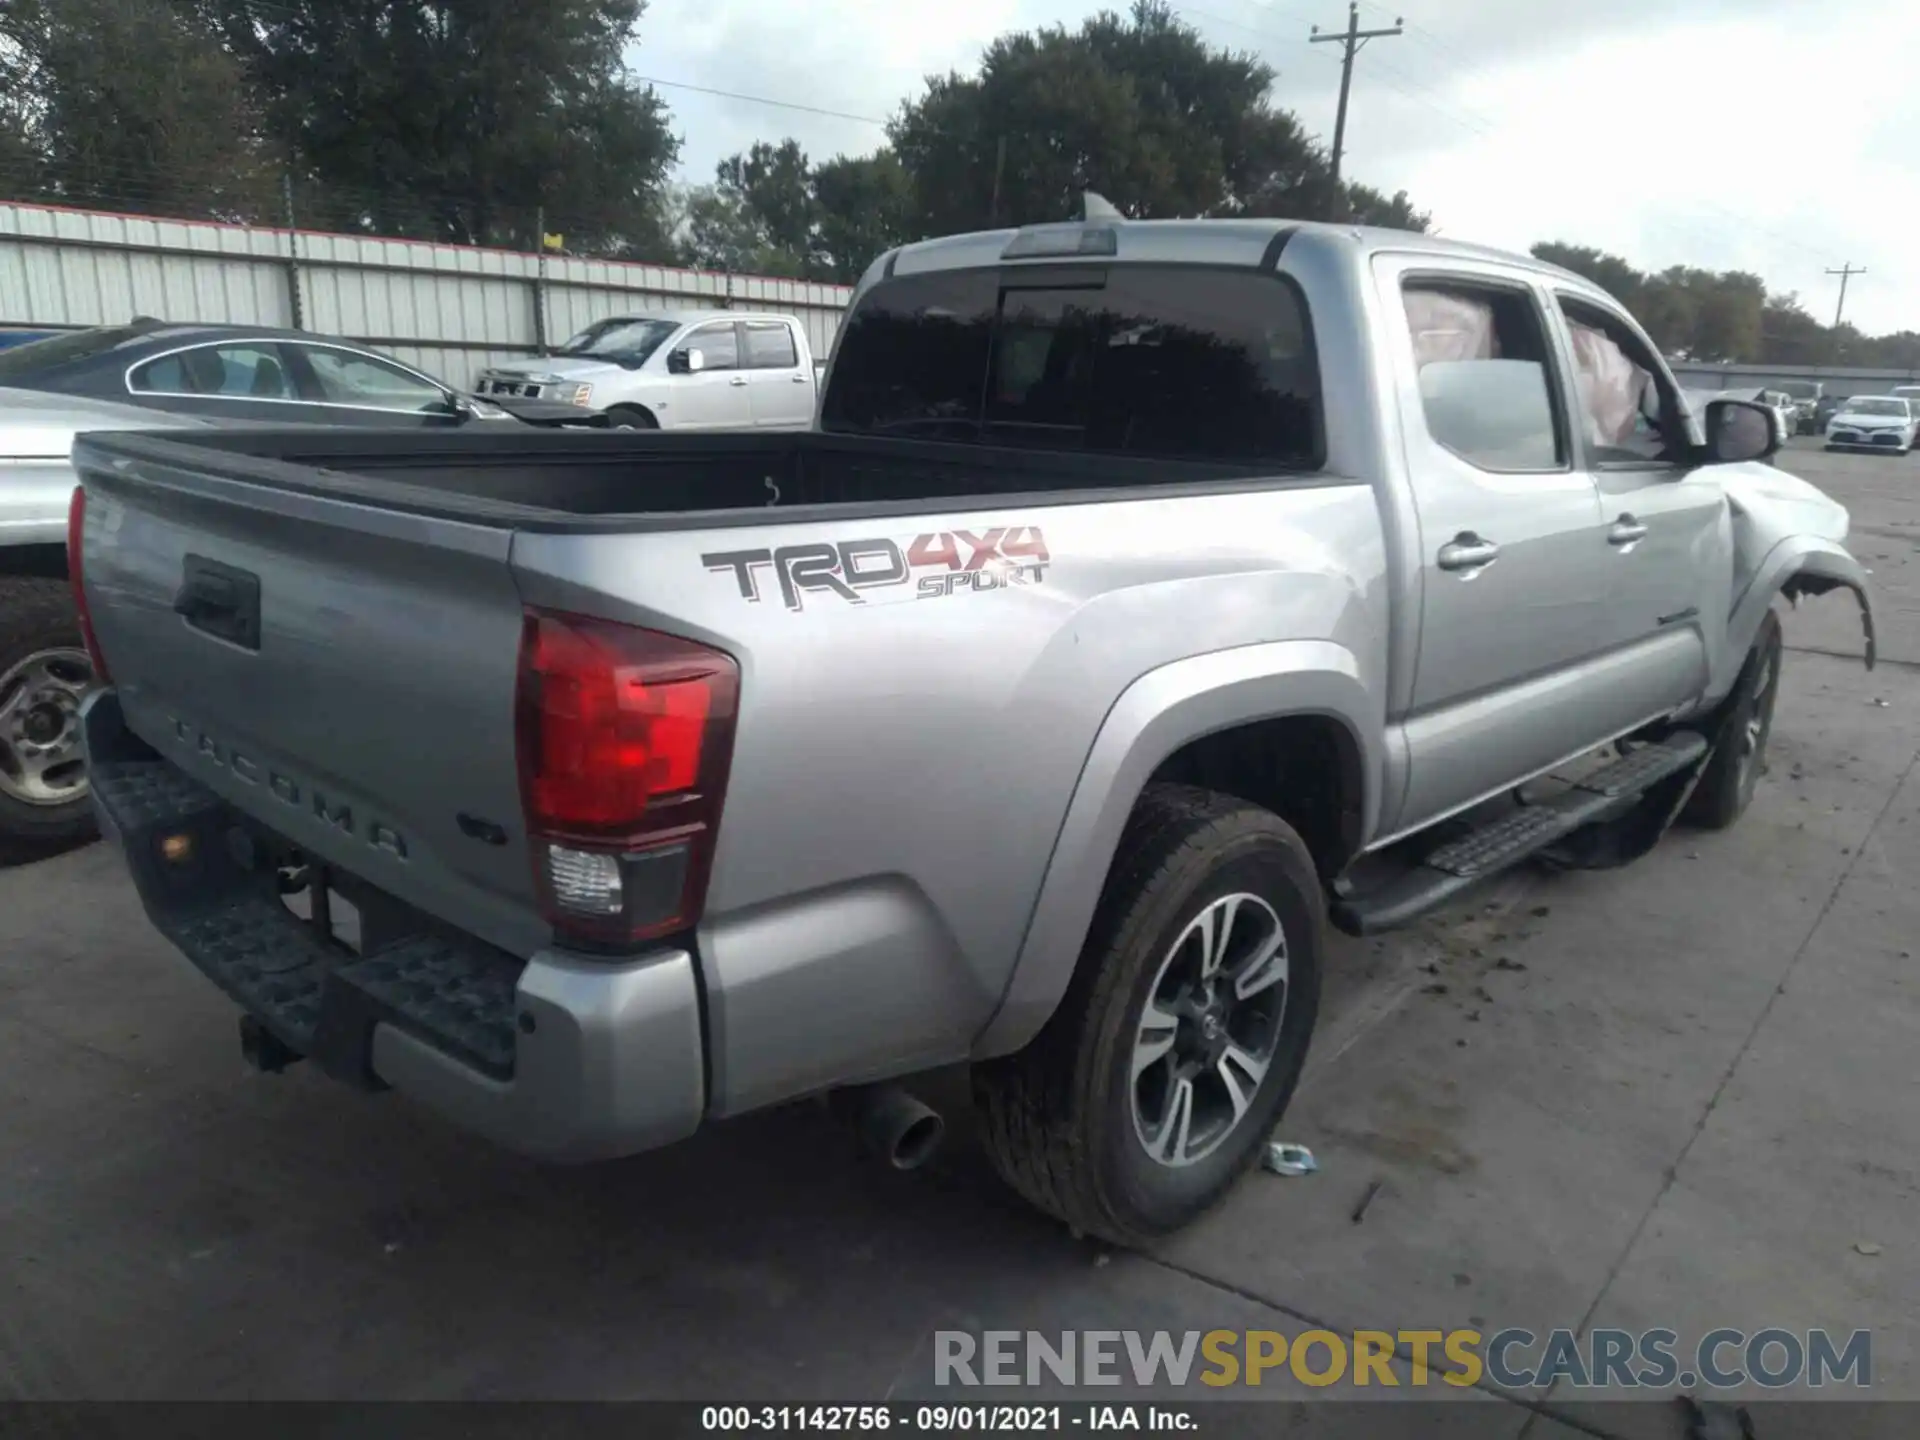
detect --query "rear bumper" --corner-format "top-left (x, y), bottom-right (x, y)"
top-left (81, 689), bottom-right (706, 1162)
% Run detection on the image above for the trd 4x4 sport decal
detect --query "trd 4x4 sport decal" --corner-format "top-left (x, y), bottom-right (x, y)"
top-left (703, 526), bottom-right (1051, 612)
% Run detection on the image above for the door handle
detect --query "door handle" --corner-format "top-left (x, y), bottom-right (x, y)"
top-left (729, 376), bottom-right (749, 387)
top-left (791, 374), bottom-right (809, 383)
top-left (1608, 516), bottom-right (1649, 547)
top-left (1437, 533), bottom-right (1500, 573)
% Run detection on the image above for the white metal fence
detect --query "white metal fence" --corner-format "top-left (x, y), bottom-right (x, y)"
top-left (0, 202), bottom-right (853, 390)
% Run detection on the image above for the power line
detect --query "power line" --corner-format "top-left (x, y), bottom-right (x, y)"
top-left (1308, 1), bottom-right (1403, 203)
top-left (628, 75), bottom-right (887, 129)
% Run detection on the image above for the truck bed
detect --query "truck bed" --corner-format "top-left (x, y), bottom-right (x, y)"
top-left (84, 426), bottom-right (1300, 530)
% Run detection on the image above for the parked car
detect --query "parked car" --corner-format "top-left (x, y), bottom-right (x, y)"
top-left (1777, 380), bottom-right (1823, 435)
top-left (0, 321), bottom-right (604, 430)
top-left (1891, 384), bottom-right (1920, 417)
top-left (69, 217), bottom-right (1873, 1245)
top-left (0, 388), bottom-right (226, 861)
top-left (1812, 394), bottom-right (1846, 432)
top-left (1755, 389), bottom-right (1798, 446)
top-left (1825, 395), bottom-right (1919, 454)
top-left (474, 310), bottom-right (818, 431)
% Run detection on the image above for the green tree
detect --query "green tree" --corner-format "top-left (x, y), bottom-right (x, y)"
top-left (202, 0), bottom-right (678, 251)
top-left (1530, 242), bottom-right (1644, 305)
top-left (812, 150), bottom-right (915, 282)
top-left (0, 0), bottom-right (271, 220)
top-left (1759, 294), bottom-right (1833, 367)
top-left (887, 2), bottom-right (1410, 235)
top-left (689, 141), bottom-right (917, 284)
top-left (714, 140), bottom-right (816, 262)
top-left (1344, 184), bottom-right (1429, 232)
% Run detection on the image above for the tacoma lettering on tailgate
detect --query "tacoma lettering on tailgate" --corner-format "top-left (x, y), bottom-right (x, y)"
top-left (168, 717), bottom-right (410, 860)
top-left (703, 525), bottom-right (1050, 612)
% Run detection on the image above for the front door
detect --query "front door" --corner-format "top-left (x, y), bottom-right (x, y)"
top-left (741, 320), bottom-right (814, 427)
top-left (1377, 259), bottom-right (1614, 834)
top-left (1549, 292), bottom-right (1722, 704)
top-left (671, 321), bottom-right (754, 429)
top-left (286, 343), bottom-right (464, 426)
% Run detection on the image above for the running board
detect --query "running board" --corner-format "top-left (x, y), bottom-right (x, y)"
top-left (1330, 732), bottom-right (1709, 937)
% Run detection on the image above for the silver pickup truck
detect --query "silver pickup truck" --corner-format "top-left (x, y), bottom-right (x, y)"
top-left (69, 219), bottom-right (1874, 1245)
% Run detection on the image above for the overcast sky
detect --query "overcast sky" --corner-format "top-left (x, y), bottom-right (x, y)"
top-left (634, 0), bottom-right (1920, 335)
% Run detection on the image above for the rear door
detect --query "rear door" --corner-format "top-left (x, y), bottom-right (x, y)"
top-left (1374, 258), bottom-right (1614, 832)
top-left (1546, 291), bottom-right (1722, 710)
top-left (740, 319), bottom-right (813, 427)
top-left (125, 341), bottom-right (318, 423)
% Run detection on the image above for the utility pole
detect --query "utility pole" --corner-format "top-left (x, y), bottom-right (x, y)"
top-left (1825, 263), bottom-right (1865, 330)
top-left (281, 172), bottom-right (304, 331)
top-left (1311, 2), bottom-right (1403, 218)
top-left (989, 135), bottom-right (1007, 225)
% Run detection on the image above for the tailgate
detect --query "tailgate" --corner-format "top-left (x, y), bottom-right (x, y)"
top-left (74, 437), bottom-right (545, 957)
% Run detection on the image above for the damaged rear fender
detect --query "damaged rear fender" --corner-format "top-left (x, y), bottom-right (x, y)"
top-left (1731, 538), bottom-right (1877, 672)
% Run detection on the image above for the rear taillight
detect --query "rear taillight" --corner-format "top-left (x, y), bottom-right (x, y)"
top-left (66, 486), bottom-right (111, 684)
top-left (514, 607), bottom-right (739, 949)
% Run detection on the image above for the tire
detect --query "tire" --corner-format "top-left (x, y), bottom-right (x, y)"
top-left (0, 576), bottom-right (98, 864)
top-left (1681, 609), bottom-right (1782, 831)
top-left (605, 405), bottom-right (658, 430)
top-left (973, 784), bottom-right (1324, 1247)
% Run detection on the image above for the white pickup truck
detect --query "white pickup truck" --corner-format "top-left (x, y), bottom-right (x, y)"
top-left (474, 310), bottom-right (819, 432)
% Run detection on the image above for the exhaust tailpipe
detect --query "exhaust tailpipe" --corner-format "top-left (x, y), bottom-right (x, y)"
top-left (830, 1083), bottom-right (945, 1170)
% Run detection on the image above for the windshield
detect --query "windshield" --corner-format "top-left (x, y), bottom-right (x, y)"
top-left (556, 317), bottom-right (681, 364)
top-left (1850, 398), bottom-right (1910, 417)
top-left (0, 319), bottom-right (165, 381)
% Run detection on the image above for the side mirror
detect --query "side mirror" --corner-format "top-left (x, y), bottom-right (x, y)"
top-left (684, 347), bottom-right (707, 373)
top-left (1702, 399), bottom-right (1777, 464)
top-left (667, 348), bottom-right (688, 374)
top-left (443, 389), bottom-right (475, 420)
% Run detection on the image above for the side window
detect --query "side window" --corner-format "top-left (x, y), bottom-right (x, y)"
top-left (686, 323), bottom-right (739, 372)
top-left (743, 321), bottom-right (799, 370)
top-left (1402, 280), bottom-right (1564, 472)
top-left (130, 344), bottom-right (292, 399)
top-left (1555, 296), bottom-right (1683, 466)
top-left (301, 347), bottom-right (446, 411)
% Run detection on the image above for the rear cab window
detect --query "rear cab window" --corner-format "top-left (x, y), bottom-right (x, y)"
top-left (821, 263), bottom-right (1322, 469)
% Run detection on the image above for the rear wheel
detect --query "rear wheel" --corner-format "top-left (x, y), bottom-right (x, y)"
top-left (1681, 609), bottom-right (1782, 831)
top-left (973, 785), bottom-right (1323, 1246)
top-left (0, 577), bottom-right (98, 863)
top-left (606, 405), bottom-right (658, 430)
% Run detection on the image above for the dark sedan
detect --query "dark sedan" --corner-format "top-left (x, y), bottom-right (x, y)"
top-left (0, 320), bottom-right (603, 429)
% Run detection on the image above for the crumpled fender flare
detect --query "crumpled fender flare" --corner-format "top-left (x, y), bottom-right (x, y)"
top-left (1730, 537), bottom-right (1876, 672)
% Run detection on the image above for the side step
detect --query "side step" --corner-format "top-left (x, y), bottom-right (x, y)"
top-left (1330, 732), bottom-right (1708, 936)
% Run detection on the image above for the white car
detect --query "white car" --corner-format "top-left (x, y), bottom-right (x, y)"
top-left (474, 310), bottom-right (818, 431)
top-left (1825, 395), bottom-right (1919, 455)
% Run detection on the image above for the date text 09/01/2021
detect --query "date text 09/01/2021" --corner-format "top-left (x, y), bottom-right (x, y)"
top-left (700, 1405), bottom-right (1189, 1432)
